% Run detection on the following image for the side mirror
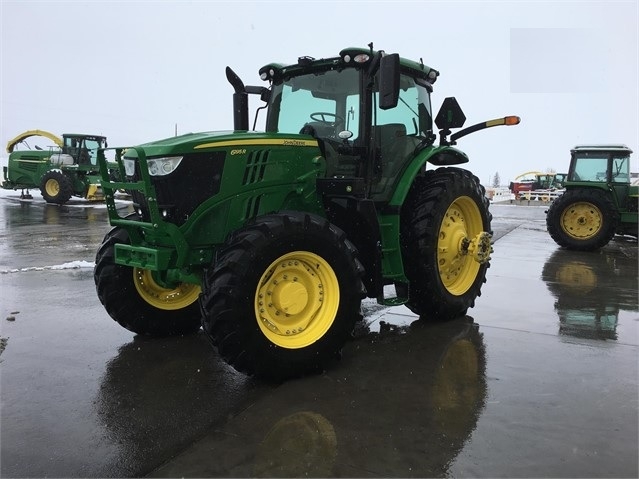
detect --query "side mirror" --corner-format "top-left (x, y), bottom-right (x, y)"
top-left (379, 53), bottom-right (400, 110)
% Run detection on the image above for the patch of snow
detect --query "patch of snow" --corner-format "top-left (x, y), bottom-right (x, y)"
top-left (1, 260), bottom-right (94, 275)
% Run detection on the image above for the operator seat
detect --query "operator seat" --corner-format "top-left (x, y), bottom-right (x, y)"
top-left (78, 148), bottom-right (91, 165)
top-left (375, 123), bottom-right (407, 147)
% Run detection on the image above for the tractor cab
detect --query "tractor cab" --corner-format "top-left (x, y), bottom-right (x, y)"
top-left (569, 145), bottom-right (632, 183)
top-left (61, 134), bottom-right (108, 167)
top-left (260, 52), bottom-right (436, 202)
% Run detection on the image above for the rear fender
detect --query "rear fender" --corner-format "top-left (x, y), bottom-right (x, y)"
top-left (390, 145), bottom-right (469, 207)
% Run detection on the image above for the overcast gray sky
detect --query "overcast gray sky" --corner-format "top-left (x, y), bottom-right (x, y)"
top-left (1, 0), bottom-right (637, 185)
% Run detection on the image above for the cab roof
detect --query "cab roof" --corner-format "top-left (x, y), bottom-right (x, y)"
top-left (258, 46), bottom-right (439, 85)
top-left (572, 144), bottom-right (632, 154)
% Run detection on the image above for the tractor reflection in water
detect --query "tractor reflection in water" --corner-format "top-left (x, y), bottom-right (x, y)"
top-left (542, 246), bottom-right (638, 340)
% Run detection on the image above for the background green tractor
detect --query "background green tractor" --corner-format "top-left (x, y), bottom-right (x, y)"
top-left (2, 130), bottom-right (110, 204)
top-left (546, 145), bottom-right (638, 251)
top-left (94, 45), bottom-right (519, 380)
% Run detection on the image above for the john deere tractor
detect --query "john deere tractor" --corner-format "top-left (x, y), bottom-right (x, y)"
top-left (94, 45), bottom-right (519, 380)
top-left (2, 130), bottom-right (109, 204)
top-left (546, 145), bottom-right (638, 251)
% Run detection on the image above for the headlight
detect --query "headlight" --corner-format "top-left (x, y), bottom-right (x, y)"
top-left (147, 156), bottom-right (183, 176)
top-left (123, 158), bottom-right (136, 176)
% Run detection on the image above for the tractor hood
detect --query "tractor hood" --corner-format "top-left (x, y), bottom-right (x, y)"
top-left (124, 130), bottom-right (318, 159)
top-left (126, 130), bottom-right (256, 157)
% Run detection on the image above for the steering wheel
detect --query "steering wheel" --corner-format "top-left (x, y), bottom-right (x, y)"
top-left (310, 112), bottom-right (344, 125)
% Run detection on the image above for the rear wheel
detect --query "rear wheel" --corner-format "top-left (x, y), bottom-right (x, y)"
top-left (546, 189), bottom-right (618, 251)
top-left (400, 168), bottom-right (492, 319)
top-left (200, 212), bottom-right (365, 380)
top-left (40, 170), bottom-right (73, 204)
top-left (94, 224), bottom-right (202, 336)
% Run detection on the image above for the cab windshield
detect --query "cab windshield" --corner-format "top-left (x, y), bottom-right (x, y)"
top-left (266, 68), bottom-right (360, 137)
top-left (266, 66), bottom-right (434, 201)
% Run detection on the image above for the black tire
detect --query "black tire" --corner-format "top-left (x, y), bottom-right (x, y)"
top-left (200, 212), bottom-right (365, 381)
top-left (94, 223), bottom-right (202, 336)
top-left (400, 167), bottom-right (492, 319)
top-left (40, 170), bottom-right (73, 204)
top-left (546, 189), bottom-right (618, 251)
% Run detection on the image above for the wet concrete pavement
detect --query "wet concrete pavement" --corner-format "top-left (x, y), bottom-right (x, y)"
top-left (0, 195), bottom-right (637, 478)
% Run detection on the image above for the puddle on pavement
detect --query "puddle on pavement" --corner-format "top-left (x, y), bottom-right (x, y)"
top-left (154, 316), bottom-right (488, 478)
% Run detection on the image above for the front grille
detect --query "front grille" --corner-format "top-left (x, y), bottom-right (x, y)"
top-left (17, 160), bottom-right (41, 172)
top-left (242, 150), bottom-right (269, 185)
top-left (130, 151), bottom-right (225, 225)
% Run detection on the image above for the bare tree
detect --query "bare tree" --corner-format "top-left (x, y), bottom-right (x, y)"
top-left (492, 172), bottom-right (501, 188)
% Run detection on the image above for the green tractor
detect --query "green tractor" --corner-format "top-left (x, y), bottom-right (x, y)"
top-left (546, 145), bottom-right (638, 251)
top-left (94, 45), bottom-right (519, 380)
top-left (2, 130), bottom-right (109, 204)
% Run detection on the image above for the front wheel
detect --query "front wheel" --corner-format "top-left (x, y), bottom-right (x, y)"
top-left (94, 225), bottom-right (202, 336)
top-left (40, 170), bottom-right (73, 204)
top-left (546, 189), bottom-right (618, 251)
top-left (200, 212), bottom-right (365, 380)
top-left (400, 168), bottom-right (492, 319)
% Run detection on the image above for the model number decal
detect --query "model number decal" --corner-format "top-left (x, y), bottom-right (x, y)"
top-left (230, 149), bottom-right (247, 155)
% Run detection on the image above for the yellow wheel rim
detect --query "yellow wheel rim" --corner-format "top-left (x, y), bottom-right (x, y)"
top-left (432, 339), bottom-right (480, 433)
top-left (254, 412), bottom-right (337, 477)
top-left (556, 262), bottom-right (597, 294)
top-left (255, 251), bottom-right (339, 349)
top-left (438, 196), bottom-right (484, 296)
top-left (133, 268), bottom-right (201, 310)
top-left (45, 179), bottom-right (60, 197)
top-left (560, 202), bottom-right (603, 240)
